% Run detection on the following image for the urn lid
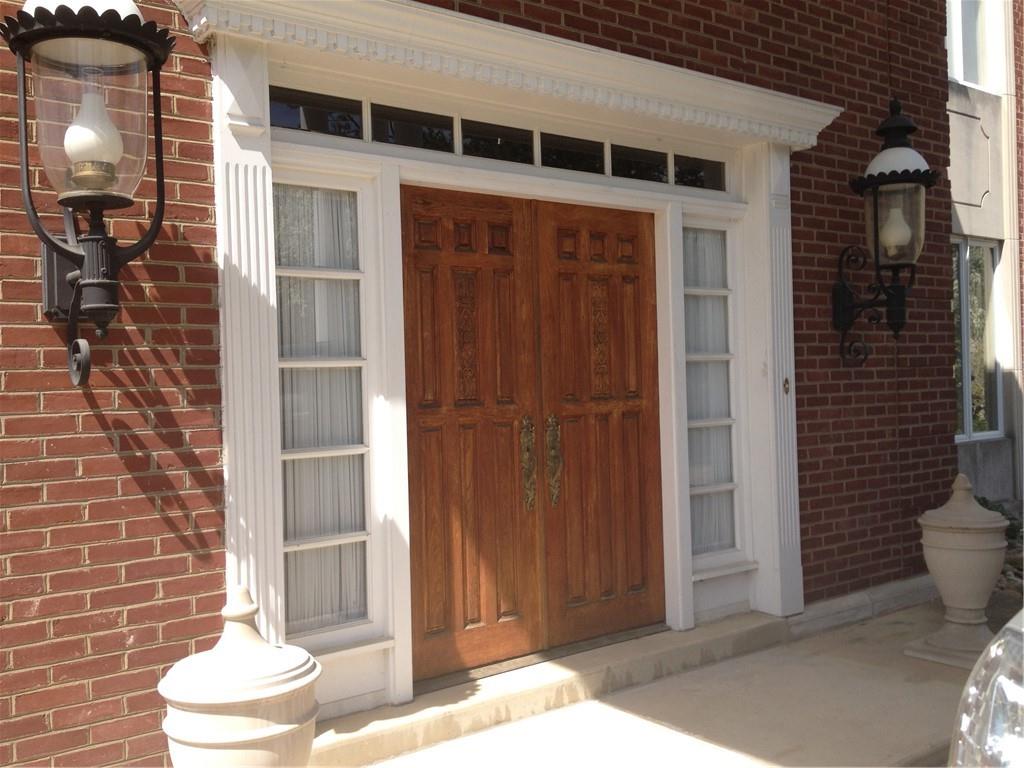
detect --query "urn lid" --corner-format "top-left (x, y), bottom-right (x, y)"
top-left (918, 474), bottom-right (1009, 531)
top-left (158, 586), bottom-right (321, 705)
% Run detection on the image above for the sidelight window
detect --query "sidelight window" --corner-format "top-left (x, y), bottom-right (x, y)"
top-left (273, 183), bottom-right (370, 637)
top-left (952, 238), bottom-right (1002, 439)
top-left (683, 228), bottom-right (738, 556)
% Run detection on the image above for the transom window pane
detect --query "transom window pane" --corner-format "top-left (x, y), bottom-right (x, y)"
top-left (269, 87), bottom-right (363, 139)
top-left (273, 185), bottom-right (360, 270)
top-left (675, 155), bottom-right (726, 191)
top-left (277, 278), bottom-right (361, 359)
top-left (286, 544), bottom-right (367, 635)
top-left (462, 119), bottom-right (534, 164)
top-left (371, 104), bottom-right (454, 152)
top-left (540, 133), bottom-right (604, 174)
top-left (611, 145), bottom-right (668, 183)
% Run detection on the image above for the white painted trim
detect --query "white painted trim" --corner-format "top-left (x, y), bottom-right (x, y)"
top-left (212, 35), bottom-right (285, 643)
top-left (202, 4), bottom-right (830, 714)
top-left (657, 202), bottom-right (691, 630)
top-left (737, 142), bottom-right (804, 618)
top-left (174, 0), bottom-right (839, 151)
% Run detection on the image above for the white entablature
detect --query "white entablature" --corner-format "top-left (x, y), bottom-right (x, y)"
top-left (174, 0), bottom-right (839, 151)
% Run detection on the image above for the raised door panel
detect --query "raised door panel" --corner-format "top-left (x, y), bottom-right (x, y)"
top-left (536, 202), bottom-right (665, 647)
top-left (403, 187), bottom-right (541, 680)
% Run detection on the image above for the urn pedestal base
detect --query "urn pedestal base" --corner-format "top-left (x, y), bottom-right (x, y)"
top-left (905, 620), bottom-right (995, 669)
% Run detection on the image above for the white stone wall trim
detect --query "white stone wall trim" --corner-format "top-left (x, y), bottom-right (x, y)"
top-left (175, 0), bottom-right (840, 151)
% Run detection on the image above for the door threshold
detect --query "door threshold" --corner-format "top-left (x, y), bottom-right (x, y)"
top-left (414, 623), bottom-right (669, 696)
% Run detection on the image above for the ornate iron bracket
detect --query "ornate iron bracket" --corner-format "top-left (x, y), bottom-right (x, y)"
top-left (831, 245), bottom-right (914, 367)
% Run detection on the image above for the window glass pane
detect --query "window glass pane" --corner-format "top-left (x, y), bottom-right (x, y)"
top-left (683, 229), bottom-right (727, 288)
top-left (691, 491), bottom-right (735, 555)
top-left (684, 296), bottom-right (728, 354)
top-left (268, 87), bottom-right (363, 139)
top-left (283, 456), bottom-right (365, 542)
top-left (674, 155), bottom-right (726, 191)
top-left (953, 244), bottom-right (965, 434)
top-left (371, 104), bottom-right (454, 152)
top-left (967, 245), bottom-right (998, 432)
top-left (285, 543), bottom-right (367, 634)
top-left (280, 369), bottom-right (363, 450)
top-left (273, 185), bottom-right (359, 270)
top-left (611, 145), bottom-right (668, 183)
top-left (686, 362), bottom-right (730, 420)
top-left (961, 0), bottom-right (982, 84)
top-left (462, 119), bottom-right (534, 164)
top-left (278, 278), bottom-right (361, 359)
top-left (540, 133), bottom-right (604, 174)
top-left (688, 426), bottom-right (733, 486)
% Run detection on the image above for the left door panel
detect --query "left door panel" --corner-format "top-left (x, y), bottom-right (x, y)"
top-left (402, 186), bottom-right (542, 680)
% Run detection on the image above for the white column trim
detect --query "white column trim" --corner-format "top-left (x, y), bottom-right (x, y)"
top-left (738, 142), bottom-right (804, 618)
top-left (213, 35), bottom-right (285, 641)
top-left (658, 203), bottom-right (693, 630)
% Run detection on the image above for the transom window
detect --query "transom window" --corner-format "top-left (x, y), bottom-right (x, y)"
top-left (952, 238), bottom-right (1002, 439)
top-left (268, 86), bottom-right (727, 191)
top-left (273, 183), bottom-right (370, 638)
top-left (682, 228), bottom-right (738, 556)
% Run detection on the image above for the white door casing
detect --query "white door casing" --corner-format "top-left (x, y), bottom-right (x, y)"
top-left (189, 0), bottom-right (840, 716)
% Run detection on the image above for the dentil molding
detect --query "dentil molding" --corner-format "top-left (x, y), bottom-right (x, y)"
top-left (174, 0), bottom-right (840, 151)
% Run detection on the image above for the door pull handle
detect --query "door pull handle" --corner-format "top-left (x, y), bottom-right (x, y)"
top-left (520, 416), bottom-right (537, 510)
top-left (545, 414), bottom-right (562, 506)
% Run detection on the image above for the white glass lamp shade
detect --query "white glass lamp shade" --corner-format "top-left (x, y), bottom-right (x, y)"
top-left (31, 36), bottom-right (147, 205)
top-left (862, 145), bottom-right (930, 266)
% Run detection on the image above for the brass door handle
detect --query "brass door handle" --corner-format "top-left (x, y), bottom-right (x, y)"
top-left (520, 416), bottom-right (536, 511)
top-left (545, 414), bottom-right (562, 506)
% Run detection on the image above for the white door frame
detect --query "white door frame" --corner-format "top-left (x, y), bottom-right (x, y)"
top-left (195, 1), bottom-right (839, 713)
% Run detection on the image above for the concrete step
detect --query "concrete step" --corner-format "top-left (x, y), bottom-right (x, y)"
top-left (310, 612), bottom-right (792, 767)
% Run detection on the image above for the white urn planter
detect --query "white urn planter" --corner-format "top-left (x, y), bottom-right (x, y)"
top-left (159, 586), bottom-right (322, 767)
top-left (906, 474), bottom-right (1008, 669)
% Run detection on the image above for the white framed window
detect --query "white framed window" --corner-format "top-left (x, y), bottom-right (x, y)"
top-left (273, 183), bottom-right (370, 642)
top-left (946, 0), bottom-right (1008, 91)
top-left (682, 227), bottom-right (743, 559)
top-left (952, 237), bottom-right (1002, 440)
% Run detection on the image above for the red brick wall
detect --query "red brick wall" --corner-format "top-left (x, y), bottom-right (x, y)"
top-left (0, 1), bottom-right (223, 765)
top-left (418, 0), bottom-right (957, 602)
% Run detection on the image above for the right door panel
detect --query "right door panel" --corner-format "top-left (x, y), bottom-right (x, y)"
top-left (536, 202), bottom-right (665, 647)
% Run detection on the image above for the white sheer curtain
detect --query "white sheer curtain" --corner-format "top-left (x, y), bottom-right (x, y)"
top-left (683, 228), bottom-right (737, 556)
top-left (274, 183), bottom-right (368, 636)
top-left (274, 184), bottom-right (360, 270)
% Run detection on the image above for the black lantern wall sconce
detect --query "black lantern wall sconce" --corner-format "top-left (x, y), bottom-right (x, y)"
top-left (832, 99), bottom-right (940, 366)
top-left (2, 0), bottom-right (174, 385)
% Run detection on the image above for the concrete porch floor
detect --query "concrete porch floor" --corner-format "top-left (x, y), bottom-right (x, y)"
top-left (313, 592), bottom-right (1019, 767)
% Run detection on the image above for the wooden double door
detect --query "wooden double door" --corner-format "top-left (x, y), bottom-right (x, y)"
top-left (403, 186), bottom-right (664, 680)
